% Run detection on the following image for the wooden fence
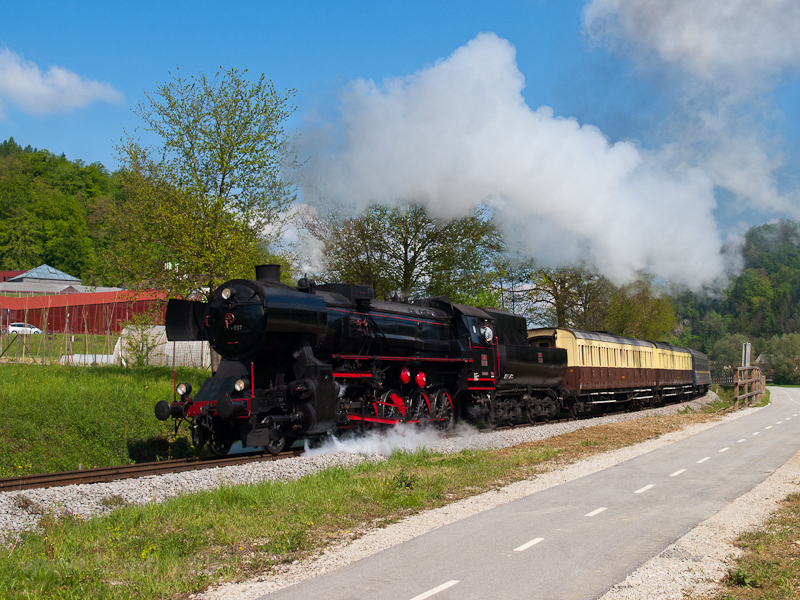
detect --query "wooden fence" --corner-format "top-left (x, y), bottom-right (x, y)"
top-left (733, 366), bottom-right (766, 408)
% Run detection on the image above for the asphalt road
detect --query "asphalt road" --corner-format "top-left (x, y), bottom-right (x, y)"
top-left (259, 388), bottom-right (800, 600)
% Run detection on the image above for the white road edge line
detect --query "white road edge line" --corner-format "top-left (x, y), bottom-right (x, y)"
top-left (719, 447), bottom-right (730, 453)
top-left (670, 469), bottom-right (687, 476)
top-left (697, 457), bottom-right (710, 463)
top-left (409, 580), bottom-right (460, 600)
top-left (585, 507), bottom-right (608, 517)
top-left (514, 537), bottom-right (545, 552)
top-left (634, 484), bottom-right (654, 494)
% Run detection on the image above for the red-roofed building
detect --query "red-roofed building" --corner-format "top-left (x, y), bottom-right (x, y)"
top-left (0, 290), bottom-right (167, 335)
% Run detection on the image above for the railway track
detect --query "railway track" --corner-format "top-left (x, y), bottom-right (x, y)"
top-left (0, 407), bottom-right (663, 492)
top-left (0, 449), bottom-right (304, 492)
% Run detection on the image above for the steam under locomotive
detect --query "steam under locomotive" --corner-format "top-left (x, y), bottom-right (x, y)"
top-left (155, 265), bottom-right (709, 455)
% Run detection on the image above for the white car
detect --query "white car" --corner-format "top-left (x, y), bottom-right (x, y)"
top-left (7, 322), bottom-right (43, 334)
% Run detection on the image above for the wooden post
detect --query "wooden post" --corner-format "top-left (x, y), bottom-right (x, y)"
top-left (745, 367), bottom-right (750, 406)
top-left (734, 367), bottom-right (739, 410)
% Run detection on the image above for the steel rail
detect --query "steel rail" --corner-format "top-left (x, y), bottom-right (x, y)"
top-left (0, 449), bottom-right (304, 492)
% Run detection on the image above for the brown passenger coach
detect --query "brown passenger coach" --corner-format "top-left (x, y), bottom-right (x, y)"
top-left (528, 328), bottom-right (700, 414)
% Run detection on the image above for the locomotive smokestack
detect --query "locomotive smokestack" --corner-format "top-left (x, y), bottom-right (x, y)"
top-left (256, 264), bottom-right (281, 284)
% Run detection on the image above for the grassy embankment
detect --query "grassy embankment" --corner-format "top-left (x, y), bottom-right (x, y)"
top-left (0, 364), bottom-right (207, 477)
top-left (0, 374), bottom-right (764, 600)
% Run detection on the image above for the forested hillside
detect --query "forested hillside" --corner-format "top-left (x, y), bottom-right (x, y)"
top-left (0, 137), bottom-right (120, 285)
top-left (672, 220), bottom-right (800, 380)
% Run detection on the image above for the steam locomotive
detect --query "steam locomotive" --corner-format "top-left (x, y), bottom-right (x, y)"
top-left (155, 265), bottom-right (709, 455)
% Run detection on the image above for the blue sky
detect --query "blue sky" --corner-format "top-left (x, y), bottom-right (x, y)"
top-left (2, 0), bottom-right (593, 166)
top-left (3, 1), bottom-right (800, 287)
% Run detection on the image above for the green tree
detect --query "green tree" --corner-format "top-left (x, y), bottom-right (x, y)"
top-left (112, 68), bottom-right (296, 298)
top-left (0, 142), bottom-right (116, 279)
top-left (600, 275), bottom-right (676, 340)
top-left (761, 333), bottom-right (800, 384)
top-left (708, 333), bottom-right (751, 376)
top-left (305, 201), bottom-right (502, 304)
top-left (522, 266), bottom-right (612, 328)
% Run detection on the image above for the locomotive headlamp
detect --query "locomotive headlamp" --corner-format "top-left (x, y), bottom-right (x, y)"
top-left (176, 382), bottom-right (192, 397)
top-left (481, 325), bottom-right (494, 344)
top-left (221, 288), bottom-right (232, 300)
top-left (234, 378), bottom-right (250, 393)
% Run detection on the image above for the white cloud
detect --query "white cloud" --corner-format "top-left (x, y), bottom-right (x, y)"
top-left (300, 33), bottom-right (726, 288)
top-left (0, 48), bottom-right (124, 116)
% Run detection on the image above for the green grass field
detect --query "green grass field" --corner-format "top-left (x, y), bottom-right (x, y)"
top-left (0, 364), bottom-right (208, 477)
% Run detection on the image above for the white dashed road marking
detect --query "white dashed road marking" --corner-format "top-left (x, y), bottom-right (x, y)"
top-left (513, 537), bottom-right (545, 552)
top-left (719, 447), bottom-right (730, 453)
top-left (670, 469), bottom-right (687, 477)
top-left (634, 484), bottom-right (654, 494)
top-left (696, 457), bottom-right (710, 463)
top-left (765, 426), bottom-right (773, 430)
top-left (409, 580), bottom-right (460, 600)
top-left (737, 439), bottom-right (745, 443)
top-left (585, 507), bottom-right (608, 517)
top-left (753, 432), bottom-right (760, 435)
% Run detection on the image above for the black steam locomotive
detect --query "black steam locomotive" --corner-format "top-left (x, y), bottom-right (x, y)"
top-left (155, 265), bottom-right (710, 456)
top-left (155, 264), bottom-right (566, 455)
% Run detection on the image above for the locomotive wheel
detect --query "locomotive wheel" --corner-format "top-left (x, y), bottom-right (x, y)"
top-left (543, 399), bottom-right (559, 421)
top-left (208, 432), bottom-right (233, 457)
top-left (405, 390), bottom-right (429, 422)
top-left (433, 389), bottom-right (454, 429)
top-left (263, 433), bottom-right (295, 456)
top-left (525, 401), bottom-right (539, 423)
top-left (377, 389), bottom-right (404, 420)
top-left (260, 411), bottom-right (295, 455)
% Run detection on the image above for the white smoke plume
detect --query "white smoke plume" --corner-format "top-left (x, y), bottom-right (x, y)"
top-left (303, 424), bottom-right (463, 457)
top-left (583, 0), bottom-right (800, 91)
top-left (300, 33), bottom-right (726, 287)
top-left (583, 0), bottom-right (800, 217)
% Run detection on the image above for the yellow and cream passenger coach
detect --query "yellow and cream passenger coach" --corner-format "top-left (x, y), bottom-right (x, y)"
top-left (527, 328), bottom-right (710, 412)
